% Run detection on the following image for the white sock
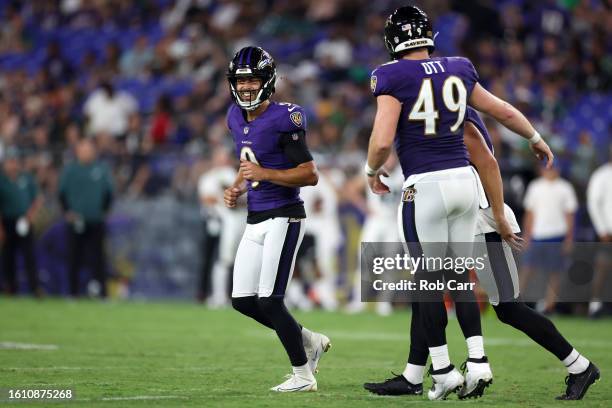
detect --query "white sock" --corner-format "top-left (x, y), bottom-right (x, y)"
top-left (563, 349), bottom-right (590, 374)
top-left (293, 363), bottom-right (314, 380)
top-left (466, 336), bottom-right (485, 359)
top-left (301, 327), bottom-right (313, 347)
top-left (402, 363), bottom-right (425, 384)
top-left (429, 345), bottom-right (451, 371)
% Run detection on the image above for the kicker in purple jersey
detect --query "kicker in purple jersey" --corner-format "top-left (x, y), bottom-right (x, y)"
top-left (227, 101), bottom-right (307, 212)
top-left (465, 107), bottom-right (494, 154)
top-left (371, 57), bottom-right (480, 179)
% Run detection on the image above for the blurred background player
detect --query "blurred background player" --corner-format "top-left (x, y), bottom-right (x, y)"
top-left (521, 164), bottom-right (577, 314)
top-left (59, 139), bottom-right (114, 298)
top-left (197, 146), bottom-right (245, 308)
top-left (586, 147), bottom-right (612, 317)
top-left (224, 46), bottom-right (330, 392)
top-left (299, 168), bottom-right (342, 311)
top-left (345, 153), bottom-right (403, 316)
top-left (0, 147), bottom-right (42, 296)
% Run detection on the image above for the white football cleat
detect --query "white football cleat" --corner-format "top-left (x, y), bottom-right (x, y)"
top-left (270, 374), bottom-right (317, 392)
top-left (458, 357), bottom-right (493, 399)
top-left (427, 365), bottom-right (464, 400)
top-left (305, 332), bottom-right (332, 374)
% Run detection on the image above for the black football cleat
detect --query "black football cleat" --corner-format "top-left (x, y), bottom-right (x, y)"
top-left (364, 373), bottom-right (423, 396)
top-left (556, 362), bottom-right (600, 400)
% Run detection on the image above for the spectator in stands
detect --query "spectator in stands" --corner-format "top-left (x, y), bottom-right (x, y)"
top-left (521, 164), bottom-right (578, 314)
top-left (149, 94), bottom-right (173, 146)
top-left (119, 35), bottom-right (154, 78)
top-left (0, 148), bottom-right (43, 296)
top-left (586, 147), bottom-right (612, 317)
top-left (83, 81), bottom-right (138, 151)
top-left (59, 139), bottom-right (114, 298)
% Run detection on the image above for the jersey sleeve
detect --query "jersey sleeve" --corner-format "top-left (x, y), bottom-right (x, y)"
top-left (370, 66), bottom-right (395, 97)
top-left (457, 57), bottom-right (479, 94)
top-left (277, 103), bottom-right (307, 133)
top-left (279, 130), bottom-right (313, 165)
top-left (563, 182), bottom-right (578, 213)
top-left (198, 174), bottom-right (216, 198)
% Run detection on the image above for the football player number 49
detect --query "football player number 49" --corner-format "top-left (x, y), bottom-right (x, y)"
top-left (240, 146), bottom-right (260, 188)
top-left (408, 76), bottom-right (467, 136)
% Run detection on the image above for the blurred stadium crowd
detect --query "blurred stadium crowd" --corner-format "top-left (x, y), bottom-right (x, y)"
top-left (0, 1), bottom-right (610, 311)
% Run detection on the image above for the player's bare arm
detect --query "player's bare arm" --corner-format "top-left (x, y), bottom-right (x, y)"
top-left (464, 122), bottom-right (523, 250)
top-left (469, 84), bottom-right (554, 168)
top-left (240, 159), bottom-right (318, 188)
top-left (366, 95), bottom-right (401, 195)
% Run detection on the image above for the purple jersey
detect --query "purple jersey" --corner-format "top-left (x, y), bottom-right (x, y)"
top-left (371, 57), bottom-right (479, 179)
top-left (465, 107), bottom-right (494, 154)
top-left (228, 101), bottom-right (307, 212)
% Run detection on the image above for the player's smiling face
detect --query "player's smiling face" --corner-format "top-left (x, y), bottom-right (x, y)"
top-left (236, 76), bottom-right (262, 102)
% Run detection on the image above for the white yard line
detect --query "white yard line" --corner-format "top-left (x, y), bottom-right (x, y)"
top-left (247, 330), bottom-right (612, 348)
top-left (0, 342), bottom-right (58, 350)
top-left (100, 395), bottom-right (188, 401)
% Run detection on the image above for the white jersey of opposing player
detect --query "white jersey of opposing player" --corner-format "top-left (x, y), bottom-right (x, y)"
top-left (198, 166), bottom-right (246, 219)
top-left (476, 203), bottom-right (521, 235)
top-left (587, 162), bottom-right (612, 237)
top-left (301, 170), bottom-right (341, 242)
top-left (198, 166), bottom-right (246, 265)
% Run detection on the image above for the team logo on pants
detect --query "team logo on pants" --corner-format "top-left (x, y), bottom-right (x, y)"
top-left (402, 187), bottom-right (417, 202)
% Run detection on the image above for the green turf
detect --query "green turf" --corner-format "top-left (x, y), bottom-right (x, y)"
top-left (0, 298), bottom-right (609, 407)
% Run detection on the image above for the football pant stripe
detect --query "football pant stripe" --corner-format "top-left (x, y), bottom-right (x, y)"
top-left (484, 232), bottom-right (519, 303)
top-left (272, 221), bottom-right (301, 296)
top-left (401, 198), bottom-right (425, 272)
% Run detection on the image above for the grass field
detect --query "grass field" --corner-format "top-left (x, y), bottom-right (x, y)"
top-left (0, 298), bottom-right (610, 407)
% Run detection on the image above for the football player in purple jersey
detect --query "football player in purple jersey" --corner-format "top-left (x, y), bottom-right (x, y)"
top-left (223, 46), bottom-right (330, 393)
top-left (363, 5), bottom-right (554, 400)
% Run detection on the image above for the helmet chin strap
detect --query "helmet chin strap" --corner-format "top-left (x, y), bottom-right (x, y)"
top-left (234, 87), bottom-right (265, 110)
top-left (233, 75), bottom-right (275, 110)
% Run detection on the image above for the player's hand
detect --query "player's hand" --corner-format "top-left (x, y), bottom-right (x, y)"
top-left (367, 168), bottom-right (390, 195)
top-left (495, 216), bottom-right (524, 251)
top-left (224, 186), bottom-right (243, 208)
top-left (530, 140), bottom-right (554, 168)
top-left (240, 160), bottom-right (268, 182)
